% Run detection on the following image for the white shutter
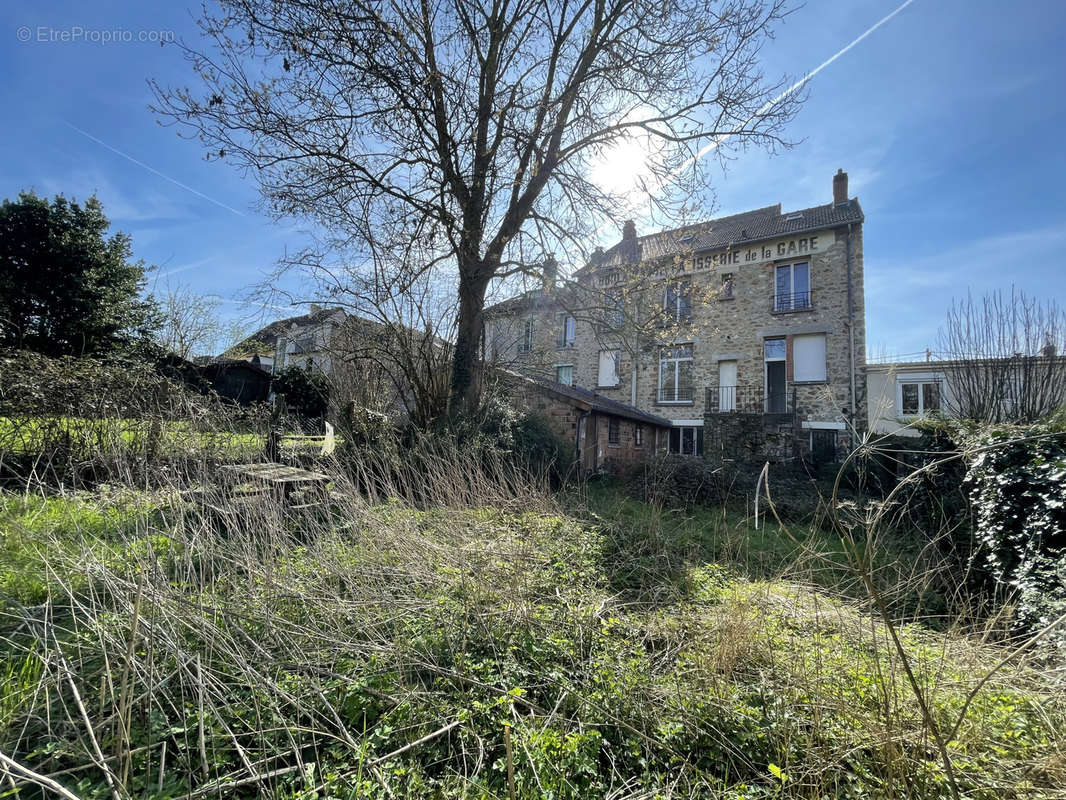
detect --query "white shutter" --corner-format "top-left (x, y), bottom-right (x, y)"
top-left (598, 350), bottom-right (619, 386)
top-left (793, 334), bottom-right (826, 382)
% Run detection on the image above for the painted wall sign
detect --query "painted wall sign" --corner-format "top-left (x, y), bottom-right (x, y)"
top-left (693, 233), bottom-right (825, 271)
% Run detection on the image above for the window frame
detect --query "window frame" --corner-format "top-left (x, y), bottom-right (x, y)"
top-left (608, 417), bottom-right (621, 446)
top-left (719, 272), bottom-right (735, 301)
top-left (792, 333), bottom-right (827, 384)
top-left (773, 261), bottom-right (812, 312)
top-left (634, 424), bottom-right (644, 448)
top-left (896, 374), bottom-right (943, 417)
top-left (662, 280), bottom-right (693, 323)
top-left (668, 424), bottom-right (704, 456)
top-left (557, 314), bottom-right (576, 348)
top-left (555, 364), bottom-right (574, 386)
top-left (518, 318), bottom-right (535, 354)
top-left (598, 349), bottom-right (621, 388)
top-left (658, 343), bottom-right (694, 403)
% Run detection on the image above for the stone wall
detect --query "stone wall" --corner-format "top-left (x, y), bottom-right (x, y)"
top-left (704, 413), bottom-right (798, 465)
top-left (485, 219), bottom-right (867, 448)
top-left (508, 379), bottom-right (661, 474)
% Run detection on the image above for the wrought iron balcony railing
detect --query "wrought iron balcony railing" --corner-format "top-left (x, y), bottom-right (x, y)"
top-left (771, 290), bottom-right (813, 312)
top-left (658, 385), bottom-right (695, 403)
top-left (706, 385), bottom-right (795, 415)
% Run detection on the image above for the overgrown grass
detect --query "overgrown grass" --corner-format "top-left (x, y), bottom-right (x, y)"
top-left (1, 462), bottom-right (1063, 799)
top-left (579, 479), bottom-right (968, 625)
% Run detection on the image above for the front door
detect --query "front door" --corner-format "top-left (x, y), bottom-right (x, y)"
top-left (718, 360), bottom-right (737, 411)
top-left (581, 415), bottom-right (598, 472)
top-left (811, 429), bottom-right (837, 464)
top-left (766, 361), bottom-right (786, 413)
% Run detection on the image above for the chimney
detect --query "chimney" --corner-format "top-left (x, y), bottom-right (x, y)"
top-left (542, 255), bottom-right (558, 292)
top-left (310, 303), bottom-right (322, 313)
top-left (833, 168), bottom-right (848, 206)
top-left (619, 220), bottom-right (640, 263)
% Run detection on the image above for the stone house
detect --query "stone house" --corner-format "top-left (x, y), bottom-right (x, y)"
top-left (233, 305), bottom-right (348, 375)
top-left (485, 170), bottom-right (866, 465)
top-left (501, 371), bottom-right (672, 474)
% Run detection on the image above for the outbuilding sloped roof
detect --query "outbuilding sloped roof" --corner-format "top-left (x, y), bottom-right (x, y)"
top-left (498, 368), bottom-right (670, 427)
top-left (539, 379), bottom-right (672, 427)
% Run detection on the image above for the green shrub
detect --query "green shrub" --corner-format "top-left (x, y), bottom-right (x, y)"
top-left (273, 365), bottom-right (330, 420)
top-left (962, 415), bottom-right (1066, 651)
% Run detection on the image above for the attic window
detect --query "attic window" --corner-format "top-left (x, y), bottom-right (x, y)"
top-left (678, 234), bottom-right (696, 245)
top-left (785, 213), bottom-right (804, 223)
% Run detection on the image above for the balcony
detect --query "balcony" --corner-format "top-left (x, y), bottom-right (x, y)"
top-left (658, 385), bottom-right (695, 404)
top-left (771, 290), bottom-right (813, 313)
top-left (706, 385), bottom-right (795, 415)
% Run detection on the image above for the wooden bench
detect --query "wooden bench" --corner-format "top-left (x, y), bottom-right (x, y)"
top-left (218, 462), bottom-right (331, 510)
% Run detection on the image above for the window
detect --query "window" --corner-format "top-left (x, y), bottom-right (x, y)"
top-left (555, 364), bottom-right (573, 386)
top-left (635, 424), bottom-right (644, 448)
top-left (658, 344), bottom-right (694, 402)
top-left (899, 378), bottom-right (941, 416)
top-left (599, 269), bottom-right (621, 287)
top-left (764, 338), bottom-right (787, 413)
top-left (603, 290), bottom-right (624, 329)
top-left (598, 350), bottom-right (620, 387)
top-left (518, 319), bottom-right (534, 353)
top-left (558, 314), bottom-right (576, 348)
top-left (720, 272), bottom-right (735, 300)
top-left (793, 334), bottom-right (827, 382)
top-left (774, 262), bottom-right (811, 311)
top-left (608, 418), bottom-right (620, 446)
top-left (668, 425), bottom-right (703, 456)
top-left (663, 281), bottom-right (692, 323)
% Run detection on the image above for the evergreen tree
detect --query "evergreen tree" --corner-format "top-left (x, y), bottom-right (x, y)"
top-left (0, 191), bottom-right (159, 356)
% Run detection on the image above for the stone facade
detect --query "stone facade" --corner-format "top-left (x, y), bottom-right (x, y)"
top-left (486, 171), bottom-right (867, 464)
top-left (502, 372), bottom-right (671, 474)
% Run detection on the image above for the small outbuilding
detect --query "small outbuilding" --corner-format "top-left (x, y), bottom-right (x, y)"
top-left (503, 372), bottom-right (671, 474)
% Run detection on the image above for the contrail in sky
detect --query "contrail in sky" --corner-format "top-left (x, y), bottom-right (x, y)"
top-left (63, 121), bottom-right (246, 218)
top-left (684, 0), bottom-right (919, 168)
top-left (598, 0), bottom-right (919, 244)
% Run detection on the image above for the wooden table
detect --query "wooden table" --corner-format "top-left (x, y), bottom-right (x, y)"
top-left (219, 462), bottom-right (330, 508)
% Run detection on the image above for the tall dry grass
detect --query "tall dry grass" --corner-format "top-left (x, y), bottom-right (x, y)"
top-left (0, 411), bottom-right (1063, 798)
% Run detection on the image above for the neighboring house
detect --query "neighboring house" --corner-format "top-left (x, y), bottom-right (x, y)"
top-left (867, 356), bottom-right (1066, 436)
top-left (866, 360), bottom-right (952, 437)
top-left (231, 305), bottom-right (348, 375)
top-left (502, 371), bottom-right (672, 474)
top-left (485, 169), bottom-right (866, 465)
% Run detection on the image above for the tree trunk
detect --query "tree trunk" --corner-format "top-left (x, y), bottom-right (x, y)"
top-left (449, 268), bottom-right (492, 415)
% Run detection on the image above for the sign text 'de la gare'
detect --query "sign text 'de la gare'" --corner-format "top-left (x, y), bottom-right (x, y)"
top-left (693, 235), bottom-right (822, 269)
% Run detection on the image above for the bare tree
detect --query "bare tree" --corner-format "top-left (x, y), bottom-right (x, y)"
top-left (155, 284), bottom-right (246, 360)
top-left (327, 264), bottom-right (455, 428)
top-left (937, 288), bottom-right (1066, 423)
top-left (153, 0), bottom-right (801, 413)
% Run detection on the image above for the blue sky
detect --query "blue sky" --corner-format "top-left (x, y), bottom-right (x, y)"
top-left (2, 0), bottom-right (1064, 358)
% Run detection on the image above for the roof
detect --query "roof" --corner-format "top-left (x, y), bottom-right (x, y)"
top-left (504, 370), bottom-right (670, 427)
top-left (238, 306), bottom-right (347, 350)
top-left (199, 359), bottom-right (273, 379)
top-left (485, 198), bottom-right (864, 316)
top-left (484, 285), bottom-right (580, 317)
top-left (590, 199), bottom-right (864, 269)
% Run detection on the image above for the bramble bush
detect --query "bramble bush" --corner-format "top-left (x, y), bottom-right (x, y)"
top-left (961, 413), bottom-right (1066, 652)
